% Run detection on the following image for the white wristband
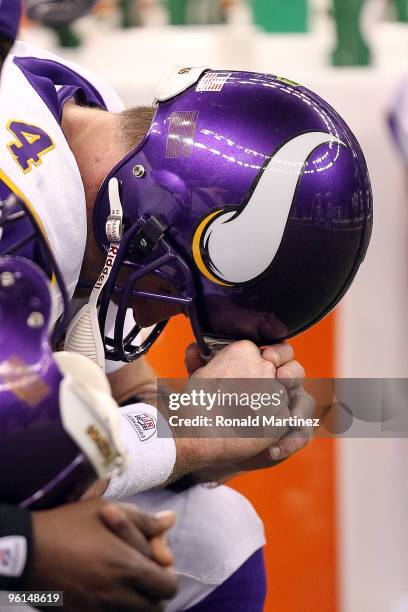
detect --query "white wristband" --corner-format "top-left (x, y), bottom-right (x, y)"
top-left (104, 403), bottom-right (176, 499)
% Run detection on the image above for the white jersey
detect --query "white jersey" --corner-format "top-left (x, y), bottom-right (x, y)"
top-left (0, 42), bottom-right (265, 610)
top-left (0, 41), bottom-right (123, 311)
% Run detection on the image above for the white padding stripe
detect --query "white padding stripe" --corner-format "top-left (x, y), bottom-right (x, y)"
top-left (104, 403), bottom-right (176, 498)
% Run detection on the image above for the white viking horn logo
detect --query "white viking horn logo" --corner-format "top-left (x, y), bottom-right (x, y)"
top-left (192, 131), bottom-right (346, 286)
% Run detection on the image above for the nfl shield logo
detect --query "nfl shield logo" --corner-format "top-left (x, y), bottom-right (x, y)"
top-left (125, 412), bottom-right (157, 442)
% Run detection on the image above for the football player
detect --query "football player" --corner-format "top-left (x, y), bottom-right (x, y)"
top-left (0, 37), bottom-right (372, 611)
top-left (2, 3), bottom-right (294, 609)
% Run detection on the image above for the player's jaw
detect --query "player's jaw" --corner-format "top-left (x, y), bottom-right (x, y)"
top-left (131, 297), bottom-right (183, 327)
top-left (125, 271), bottom-right (185, 327)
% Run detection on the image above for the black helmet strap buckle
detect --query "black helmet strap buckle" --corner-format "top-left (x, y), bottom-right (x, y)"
top-left (132, 216), bottom-right (169, 253)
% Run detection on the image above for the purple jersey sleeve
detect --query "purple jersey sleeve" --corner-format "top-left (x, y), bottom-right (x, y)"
top-left (13, 55), bottom-right (108, 123)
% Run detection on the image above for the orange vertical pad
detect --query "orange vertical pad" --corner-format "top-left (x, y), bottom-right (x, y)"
top-left (147, 313), bottom-right (338, 612)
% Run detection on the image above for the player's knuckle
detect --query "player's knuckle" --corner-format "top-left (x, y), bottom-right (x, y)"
top-left (261, 360), bottom-right (276, 376)
top-left (303, 391), bottom-right (316, 413)
top-left (292, 360), bottom-right (306, 378)
top-left (278, 364), bottom-right (292, 379)
top-left (266, 349), bottom-right (280, 365)
top-left (115, 514), bottom-right (132, 533)
top-left (230, 339), bottom-right (254, 354)
top-left (142, 515), bottom-right (160, 536)
top-left (294, 406), bottom-right (305, 420)
top-left (270, 343), bottom-right (286, 362)
top-left (285, 343), bottom-right (295, 360)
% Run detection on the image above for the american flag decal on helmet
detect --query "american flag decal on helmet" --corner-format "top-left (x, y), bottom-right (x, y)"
top-left (196, 72), bottom-right (231, 92)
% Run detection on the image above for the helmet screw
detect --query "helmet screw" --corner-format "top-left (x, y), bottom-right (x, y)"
top-left (139, 238), bottom-right (148, 249)
top-left (27, 312), bottom-right (45, 328)
top-left (132, 164), bottom-right (146, 178)
top-left (0, 272), bottom-right (15, 287)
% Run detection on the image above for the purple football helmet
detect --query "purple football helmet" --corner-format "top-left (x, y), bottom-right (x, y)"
top-left (93, 68), bottom-right (373, 361)
top-left (0, 193), bottom-right (125, 509)
top-left (0, 255), bottom-right (125, 509)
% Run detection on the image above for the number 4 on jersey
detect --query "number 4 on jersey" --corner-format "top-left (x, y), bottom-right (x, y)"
top-left (7, 120), bottom-right (55, 173)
